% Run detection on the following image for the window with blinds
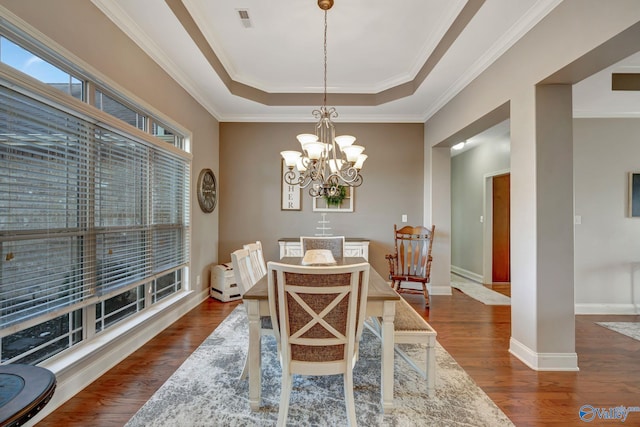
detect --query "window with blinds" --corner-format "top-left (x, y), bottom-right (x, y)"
top-left (0, 21), bottom-right (190, 365)
top-left (0, 83), bottom-right (190, 342)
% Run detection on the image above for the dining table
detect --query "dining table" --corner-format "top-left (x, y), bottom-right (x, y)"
top-left (242, 256), bottom-right (400, 413)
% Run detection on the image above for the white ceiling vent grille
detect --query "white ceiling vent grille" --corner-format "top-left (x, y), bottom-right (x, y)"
top-left (237, 9), bottom-right (252, 28)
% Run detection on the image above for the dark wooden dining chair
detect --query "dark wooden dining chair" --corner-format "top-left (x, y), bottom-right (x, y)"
top-left (267, 261), bottom-right (370, 426)
top-left (385, 224), bottom-right (435, 306)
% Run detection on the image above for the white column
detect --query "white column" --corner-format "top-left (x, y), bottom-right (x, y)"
top-left (429, 146), bottom-right (452, 296)
top-left (509, 84), bottom-right (578, 370)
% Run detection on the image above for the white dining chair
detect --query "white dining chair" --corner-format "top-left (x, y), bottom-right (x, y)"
top-left (267, 261), bottom-right (370, 426)
top-left (243, 240), bottom-right (267, 280)
top-left (231, 248), bottom-right (272, 380)
top-left (300, 236), bottom-right (345, 259)
top-left (231, 248), bottom-right (257, 295)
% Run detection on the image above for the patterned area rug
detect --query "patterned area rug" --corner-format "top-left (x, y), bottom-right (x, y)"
top-left (125, 306), bottom-right (513, 427)
top-left (450, 281), bottom-right (511, 306)
top-left (597, 322), bottom-right (640, 342)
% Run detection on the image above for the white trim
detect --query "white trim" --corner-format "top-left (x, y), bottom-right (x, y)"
top-left (450, 265), bottom-right (483, 283)
top-left (421, 0), bottom-right (564, 122)
top-left (509, 337), bottom-right (579, 371)
top-left (429, 283), bottom-right (453, 296)
top-left (575, 303), bottom-right (640, 315)
top-left (217, 113), bottom-right (427, 124)
top-left (97, 0), bottom-right (563, 123)
top-left (30, 290), bottom-right (210, 425)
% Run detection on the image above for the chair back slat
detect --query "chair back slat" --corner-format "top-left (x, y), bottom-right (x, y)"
top-left (386, 224), bottom-right (435, 305)
top-left (393, 225), bottom-right (434, 279)
top-left (398, 240), bottom-right (406, 275)
top-left (231, 248), bottom-right (257, 295)
top-left (243, 241), bottom-right (267, 280)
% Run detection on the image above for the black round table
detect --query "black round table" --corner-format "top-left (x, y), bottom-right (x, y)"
top-left (0, 364), bottom-right (56, 427)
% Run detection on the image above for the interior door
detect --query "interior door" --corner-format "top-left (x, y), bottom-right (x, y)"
top-left (492, 173), bottom-right (510, 282)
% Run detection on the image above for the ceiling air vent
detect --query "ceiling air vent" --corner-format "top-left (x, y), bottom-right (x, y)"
top-left (237, 9), bottom-right (252, 28)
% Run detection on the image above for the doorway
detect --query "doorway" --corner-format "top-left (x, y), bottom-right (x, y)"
top-left (483, 170), bottom-right (511, 284)
top-left (492, 173), bottom-right (510, 282)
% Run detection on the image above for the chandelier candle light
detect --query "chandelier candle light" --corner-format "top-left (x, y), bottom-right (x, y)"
top-left (281, 0), bottom-right (366, 199)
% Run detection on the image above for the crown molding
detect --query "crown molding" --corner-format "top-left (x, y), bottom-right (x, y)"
top-left (420, 0), bottom-right (563, 121)
top-left (90, 0), bottom-right (223, 120)
top-left (217, 112), bottom-right (426, 124)
top-left (93, 0), bottom-right (564, 123)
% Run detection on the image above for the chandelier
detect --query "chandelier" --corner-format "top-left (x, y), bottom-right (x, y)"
top-left (280, 0), bottom-right (366, 198)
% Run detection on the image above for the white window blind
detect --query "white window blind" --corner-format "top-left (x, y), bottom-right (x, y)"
top-left (0, 83), bottom-right (189, 330)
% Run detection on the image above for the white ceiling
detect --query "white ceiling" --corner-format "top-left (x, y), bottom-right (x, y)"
top-left (91, 0), bottom-right (640, 124)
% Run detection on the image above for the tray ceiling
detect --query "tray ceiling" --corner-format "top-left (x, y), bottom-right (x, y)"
top-left (91, 0), bottom-right (640, 122)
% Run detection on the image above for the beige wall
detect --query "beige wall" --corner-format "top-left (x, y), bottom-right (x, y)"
top-left (574, 118), bottom-right (640, 313)
top-left (0, 0), bottom-right (222, 417)
top-left (451, 136), bottom-right (510, 276)
top-left (425, 1), bottom-right (640, 150)
top-left (219, 122), bottom-right (424, 275)
top-left (0, 0), bottom-right (221, 293)
top-left (424, 0), bottom-right (640, 367)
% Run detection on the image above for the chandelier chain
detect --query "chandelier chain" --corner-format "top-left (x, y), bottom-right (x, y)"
top-left (323, 10), bottom-right (328, 108)
top-left (280, 1), bottom-right (366, 199)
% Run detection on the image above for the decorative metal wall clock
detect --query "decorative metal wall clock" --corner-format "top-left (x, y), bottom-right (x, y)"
top-left (197, 168), bottom-right (217, 213)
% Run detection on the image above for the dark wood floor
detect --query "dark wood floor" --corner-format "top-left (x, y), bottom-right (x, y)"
top-left (38, 284), bottom-right (640, 427)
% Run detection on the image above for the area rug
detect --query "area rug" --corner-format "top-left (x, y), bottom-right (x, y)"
top-left (596, 322), bottom-right (640, 342)
top-left (125, 306), bottom-right (513, 427)
top-left (450, 281), bottom-right (511, 306)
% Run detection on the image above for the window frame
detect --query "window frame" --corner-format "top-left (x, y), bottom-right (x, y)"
top-left (0, 20), bottom-right (193, 365)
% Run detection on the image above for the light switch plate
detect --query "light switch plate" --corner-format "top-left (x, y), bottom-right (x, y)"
top-left (401, 214), bottom-right (407, 223)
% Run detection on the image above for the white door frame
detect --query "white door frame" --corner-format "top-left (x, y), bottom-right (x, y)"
top-left (482, 169), bottom-right (510, 284)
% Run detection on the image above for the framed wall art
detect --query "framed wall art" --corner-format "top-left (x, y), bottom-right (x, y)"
top-left (312, 185), bottom-right (354, 212)
top-left (281, 160), bottom-right (301, 211)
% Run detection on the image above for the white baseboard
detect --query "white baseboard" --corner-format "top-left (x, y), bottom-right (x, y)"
top-left (450, 265), bottom-right (483, 283)
top-left (448, 276), bottom-right (639, 315)
top-left (390, 281), bottom-right (452, 296)
top-left (28, 289), bottom-right (210, 426)
top-left (509, 337), bottom-right (579, 371)
top-left (575, 303), bottom-right (640, 315)
top-left (430, 283), bottom-right (452, 296)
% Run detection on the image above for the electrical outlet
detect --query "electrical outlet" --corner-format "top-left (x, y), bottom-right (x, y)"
top-left (196, 275), bottom-right (201, 286)
top-left (401, 214), bottom-right (407, 223)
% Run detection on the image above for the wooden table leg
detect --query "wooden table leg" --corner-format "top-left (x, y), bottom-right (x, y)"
top-left (245, 300), bottom-right (262, 410)
top-left (426, 334), bottom-right (436, 397)
top-left (380, 299), bottom-right (396, 412)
